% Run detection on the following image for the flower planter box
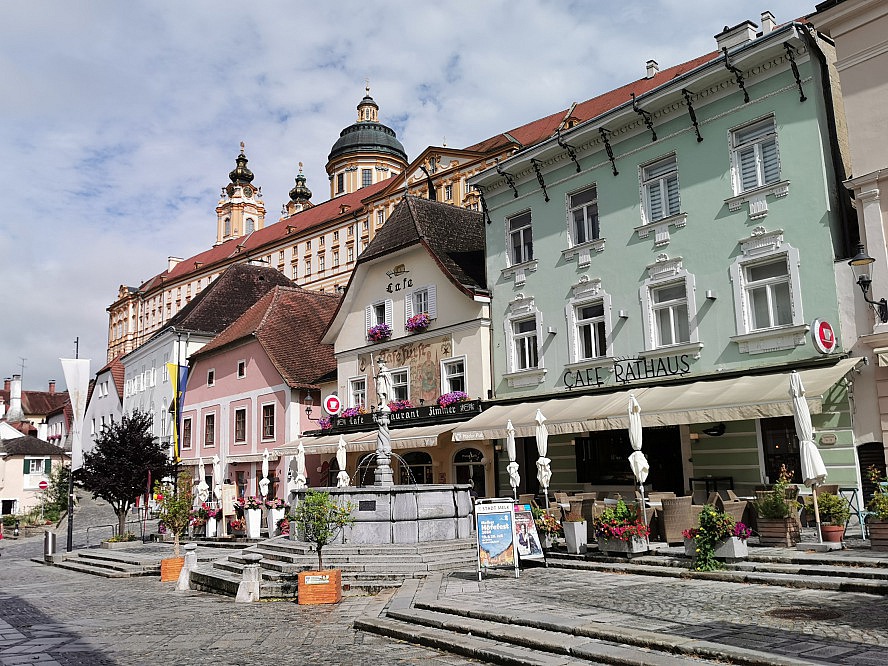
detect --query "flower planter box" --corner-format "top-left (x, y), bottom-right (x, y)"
top-left (869, 519), bottom-right (888, 551)
top-left (267, 508), bottom-right (285, 536)
top-left (597, 536), bottom-right (648, 557)
top-left (713, 536), bottom-right (748, 560)
top-left (160, 556), bottom-right (185, 582)
top-left (563, 521), bottom-right (587, 554)
top-left (244, 509), bottom-right (262, 539)
top-left (297, 569), bottom-right (342, 605)
top-left (683, 537), bottom-right (695, 557)
top-left (820, 524), bottom-right (845, 543)
top-left (756, 517), bottom-right (800, 547)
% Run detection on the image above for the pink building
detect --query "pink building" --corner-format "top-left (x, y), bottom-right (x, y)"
top-left (180, 285), bottom-right (338, 500)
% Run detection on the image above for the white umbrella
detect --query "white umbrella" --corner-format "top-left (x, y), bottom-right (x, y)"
top-left (196, 457), bottom-right (210, 504)
top-left (212, 454), bottom-right (222, 502)
top-left (791, 371), bottom-right (827, 542)
top-left (259, 448), bottom-right (271, 498)
top-left (505, 419), bottom-right (520, 500)
top-left (336, 435), bottom-right (351, 487)
top-left (535, 409), bottom-right (551, 510)
top-left (295, 441), bottom-right (307, 490)
top-left (628, 393), bottom-right (649, 525)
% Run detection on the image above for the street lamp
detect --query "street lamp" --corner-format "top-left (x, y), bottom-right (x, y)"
top-left (849, 243), bottom-right (888, 323)
top-left (304, 392), bottom-right (318, 421)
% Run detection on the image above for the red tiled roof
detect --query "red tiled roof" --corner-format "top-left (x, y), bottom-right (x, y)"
top-left (463, 52), bottom-right (718, 153)
top-left (96, 355), bottom-right (126, 402)
top-left (0, 388), bottom-right (70, 417)
top-left (192, 285), bottom-right (339, 389)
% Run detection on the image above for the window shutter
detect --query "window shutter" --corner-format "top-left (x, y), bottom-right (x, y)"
top-left (666, 175), bottom-right (680, 216)
top-left (739, 147), bottom-right (758, 190)
top-left (762, 139), bottom-right (779, 184)
top-left (405, 290), bottom-right (414, 320)
top-left (23, 459), bottom-right (29, 474)
top-left (44, 458), bottom-right (51, 475)
top-left (647, 183), bottom-right (663, 221)
top-left (384, 299), bottom-right (393, 328)
top-left (428, 284), bottom-right (437, 319)
top-left (365, 306), bottom-right (372, 334)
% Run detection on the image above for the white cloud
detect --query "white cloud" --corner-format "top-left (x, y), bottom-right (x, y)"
top-left (0, 0), bottom-right (815, 389)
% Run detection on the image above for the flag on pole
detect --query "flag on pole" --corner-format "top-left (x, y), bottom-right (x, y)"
top-left (166, 363), bottom-right (188, 462)
top-left (60, 358), bottom-right (91, 471)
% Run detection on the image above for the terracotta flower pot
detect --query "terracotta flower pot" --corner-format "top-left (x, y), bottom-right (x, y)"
top-left (820, 524), bottom-right (845, 543)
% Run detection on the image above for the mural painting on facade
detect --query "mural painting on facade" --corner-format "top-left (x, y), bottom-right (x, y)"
top-left (359, 336), bottom-right (451, 405)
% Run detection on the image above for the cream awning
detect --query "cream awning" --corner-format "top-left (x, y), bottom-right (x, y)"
top-left (276, 423), bottom-right (455, 456)
top-left (452, 358), bottom-right (861, 441)
top-left (226, 452), bottom-right (280, 464)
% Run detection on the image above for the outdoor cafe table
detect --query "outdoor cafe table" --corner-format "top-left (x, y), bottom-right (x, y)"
top-left (688, 475), bottom-right (734, 496)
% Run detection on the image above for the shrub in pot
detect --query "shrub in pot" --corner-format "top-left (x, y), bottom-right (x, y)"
top-left (866, 466), bottom-right (888, 550)
top-left (293, 490), bottom-right (355, 604)
top-left (815, 491), bottom-right (850, 542)
top-left (689, 504), bottom-right (751, 571)
top-left (154, 473), bottom-right (193, 581)
top-left (754, 466), bottom-right (800, 547)
top-left (591, 499), bottom-right (650, 556)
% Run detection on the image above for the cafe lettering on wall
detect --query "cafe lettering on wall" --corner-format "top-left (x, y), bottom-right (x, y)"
top-left (563, 354), bottom-right (692, 389)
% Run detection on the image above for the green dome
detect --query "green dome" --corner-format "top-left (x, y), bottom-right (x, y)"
top-left (327, 121), bottom-right (407, 163)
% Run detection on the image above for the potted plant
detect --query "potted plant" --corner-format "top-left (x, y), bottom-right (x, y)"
top-left (204, 504), bottom-right (220, 538)
top-left (592, 499), bottom-right (650, 556)
top-left (405, 312), bottom-right (431, 333)
top-left (154, 473), bottom-right (194, 581)
top-left (189, 506), bottom-right (207, 537)
top-left (228, 517), bottom-right (246, 536)
top-left (387, 399), bottom-right (414, 412)
top-left (437, 391), bottom-right (469, 408)
top-left (531, 507), bottom-right (562, 549)
top-left (562, 512), bottom-right (587, 555)
top-left (753, 465), bottom-right (801, 546)
top-left (816, 491), bottom-right (850, 542)
top-left (265, 498), bottom-right (287, 536)
top-left (242, 496), bottom-right (263, 539)
top-left (367, 323), bottom-right (392, 343)
top-left (866, 466), bottom-right (888, 550)
top-left (688, 504), bottom-right (751, 571)
top-left (292, 490), bottom-right (355, 605)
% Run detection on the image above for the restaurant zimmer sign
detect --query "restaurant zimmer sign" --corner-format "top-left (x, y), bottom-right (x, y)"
top-left (332, 399), bottom-right (482, 431)
top-left (563, 354), bottom-right (691, 389)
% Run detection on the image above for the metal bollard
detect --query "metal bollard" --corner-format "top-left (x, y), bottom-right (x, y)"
top-left (44, 530), bottom-right (56, 560)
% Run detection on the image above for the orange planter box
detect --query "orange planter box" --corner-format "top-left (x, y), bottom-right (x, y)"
top-left (160, 556), bottom-right (185, 582)
top-left (297, 569), bottom-right (342, 605)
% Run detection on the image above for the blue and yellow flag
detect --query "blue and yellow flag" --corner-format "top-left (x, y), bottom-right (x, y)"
top-left (166, 363), bottom-right (189, 462)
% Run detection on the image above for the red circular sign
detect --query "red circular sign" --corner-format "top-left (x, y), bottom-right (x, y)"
top-left (38, 480), bottom-right (49, 490)
top-left (812, 319), bottom-right (836, 354)
top-left (322, 394), bottom-right (342, 416)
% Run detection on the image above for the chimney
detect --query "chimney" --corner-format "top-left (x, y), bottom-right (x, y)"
top-left (4, 378), bottom-right (10, 392)
top-left (761, 11), bottom-right (776, 34)
top-left (48, 379), bottom-right (56, 394)
top-left (168, 256), bottom-right (183, 272)
top-left (0, 397), bottom-right (5, 418)
top-left (715, 20), bottom-right (758, 52)
top-left (6, 374), bottom-right (24, 422)
top-left (645, 60), bottom-right (659, 79)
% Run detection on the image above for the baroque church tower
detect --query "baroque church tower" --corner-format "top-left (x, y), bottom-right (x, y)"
top-left (215, 143), bottom-right (266, 245)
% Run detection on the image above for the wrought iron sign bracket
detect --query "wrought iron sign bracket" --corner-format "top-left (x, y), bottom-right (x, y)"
top-left (474, 185), bottom-right (492, 225)
top-left (783, 42), bottom-right (807, 103)
top-left (631, 93), bottom-right (657, 142)
top-left (556, 130), bottom-right (581, 173)
top-left (598, 128), bottom-right (619, 176)
top-left (682, 88), bottom-right (703, 142)
top-left (722, 48), bottom-right (750, 103)
top-left (495, 159), bottom-right (519, 198)
top-left (530, 159), bottom-right (550, 202)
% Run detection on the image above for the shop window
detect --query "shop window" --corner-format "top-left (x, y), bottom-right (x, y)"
top-left (760, 416), bottom-right (801, 485)
top-left (454, 448), bottom-right (485, 496)
top-left (400, 451), bottom-right (433, 484)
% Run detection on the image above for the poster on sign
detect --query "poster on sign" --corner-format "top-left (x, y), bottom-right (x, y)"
top-left (512, 504), bottom-right (545, 562)
top-left (475, 500), bottom-right (519, 580)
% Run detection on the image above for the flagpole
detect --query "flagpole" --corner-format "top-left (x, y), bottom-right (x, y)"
top-left (66, 338), bottom-right (78, 552)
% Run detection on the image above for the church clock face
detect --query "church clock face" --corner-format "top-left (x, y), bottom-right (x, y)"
top-left (243, 186), bottom-right (253, 198)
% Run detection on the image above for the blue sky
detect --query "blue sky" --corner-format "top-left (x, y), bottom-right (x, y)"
top-left (0, 1), bottom-right (816, 390)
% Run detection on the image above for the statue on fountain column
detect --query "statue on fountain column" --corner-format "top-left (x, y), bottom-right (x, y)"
top-left (375, 358), bottom-right (393, 409)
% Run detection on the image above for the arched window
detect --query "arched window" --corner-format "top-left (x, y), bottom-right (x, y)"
top-left (399, 451), bottom-right (433, 485)
top-left (454, 447), bottom-right (486, 496)
top-left (246, 218), bottom-right (255, 233)
top-left (224, 217), bottom-right (231, 237)
top-left (327, 456), bottom-right (339, 487)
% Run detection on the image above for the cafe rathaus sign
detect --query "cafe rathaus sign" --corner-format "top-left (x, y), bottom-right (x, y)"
top-left (563, 353), bottom-right (692, 389)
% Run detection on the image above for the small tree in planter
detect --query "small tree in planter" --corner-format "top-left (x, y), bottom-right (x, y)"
top-left (154, 473), bottom-right (194, 581)
top-left (293, 490), bottom-right (355, 605)
top-left (866, 466), bottom-right (888, 550)
top-left (754, 466), bottom-right (800, 546)
top-left (816, 491), bottom-right (850, 542)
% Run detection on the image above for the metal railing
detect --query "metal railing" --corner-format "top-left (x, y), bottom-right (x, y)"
top-left (85, 519), bottom-right (147, 548)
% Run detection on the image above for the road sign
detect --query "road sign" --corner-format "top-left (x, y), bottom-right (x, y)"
top-left (812, 319), bottom-right (836, 354)
top-left (323, 394), bottom-right (342, 415)
top-left (38, 480), bottom-right (49, 490)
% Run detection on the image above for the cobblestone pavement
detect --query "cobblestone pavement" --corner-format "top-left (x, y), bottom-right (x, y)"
top-left (440, 567), bottom-right (888, 665)
top-left (0, 549), bottom-right (480, 666)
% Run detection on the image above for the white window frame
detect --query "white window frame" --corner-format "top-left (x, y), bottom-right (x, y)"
top-left (562, 185), bottom-right (606, 267)
top-left (29, 458), bottom-right (45, 475)
top-left (234, 408), bottom-right (247, 443)
top-left (181, 417), bottom-right (192, 450)
top-left (639, 256), bottom-right (703, 359)
top-left (441, 356), bottom-right (467, 394)
top-left (207, 369), bottom-right (215, 387)
top-left (567, 184), bottom-right (600, 246)
top-left (503, 294), bottom-right (547, 387)
top-left (390, 367), bottom-right (410, 402)
top-left (348, 376), bottom-right (367, 409)
top-left (405, 284), bottom-right (437, 321)
top-left (729, 228), bottom-right (807, 354)
top-left (506, 210), bottom-right (534, 266)
top-left (237, 359), bottom-right (246, 379)
top-left (444, 183), bottom-right (453, 201)
top-left (204, 412), bottom-right (216, 448)
top-left (365, 299), bottom-right (394, 339)
top-left (261, 403), bottom-right (275, 440)
top-left (726, 115), bottom-right (790, 219)
top-left (564, 278), bottom-right (613, 367)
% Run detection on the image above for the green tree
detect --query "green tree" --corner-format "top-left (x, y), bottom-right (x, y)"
top-left (154, 473), bottom-right (193, 557)
top-left (39, 463), bottom-right (71, 523)
top-left (292, 490), bottom-right (355, 570)
top-left (80, 410), bottom-right (175, 536)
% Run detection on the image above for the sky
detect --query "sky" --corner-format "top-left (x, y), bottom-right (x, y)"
top-left (1, 0), bottom-right (817, 391)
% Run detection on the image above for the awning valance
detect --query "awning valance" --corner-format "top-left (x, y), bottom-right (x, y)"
top-left (452, 358), bottom-right (861, 441)
top-left (276, 423), bottom-right (456, 456)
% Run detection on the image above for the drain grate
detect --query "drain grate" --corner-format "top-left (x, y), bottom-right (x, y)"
top-left (766, 607), bottom-right (842, 621)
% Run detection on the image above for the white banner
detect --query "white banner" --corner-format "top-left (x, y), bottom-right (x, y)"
top-left (60, 358), bottom-right (91, 471)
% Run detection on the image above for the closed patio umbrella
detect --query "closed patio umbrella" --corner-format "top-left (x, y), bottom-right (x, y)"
top-left (791, 371), bottom-right (827, 543)
top-left (259, 448), bottom-right (271, 497)
top-left (295, 441), bottom-right (307, 490)
top-left (212, 454), bottom-right (222, 502)
top-left (535, 409), bottom-right (551, 510)
top-left (336, 435), bottom-right (351, 487)
top-left (196, 457), bottom-right (209, 504)
top-left (505, 419), bottom-right (520, 500)
top-left (628, 393), bottom-right (649, 525)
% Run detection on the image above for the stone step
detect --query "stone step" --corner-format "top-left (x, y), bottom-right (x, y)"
top-left (258, 538), bottom-right (476, 557)
top-left (732, 560), bottom-right (888, 581)
top-left (357, 611), bottom-right (695, 666)
top-left (53, 558), bottom-right (157, 578)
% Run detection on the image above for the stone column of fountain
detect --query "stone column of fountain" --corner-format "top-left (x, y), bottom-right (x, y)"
top-left (374, 406), bottom-right (394, 486)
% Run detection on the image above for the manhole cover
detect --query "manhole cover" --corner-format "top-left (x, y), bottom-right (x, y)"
top-left (766, 607), bottom-right (842, 620)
